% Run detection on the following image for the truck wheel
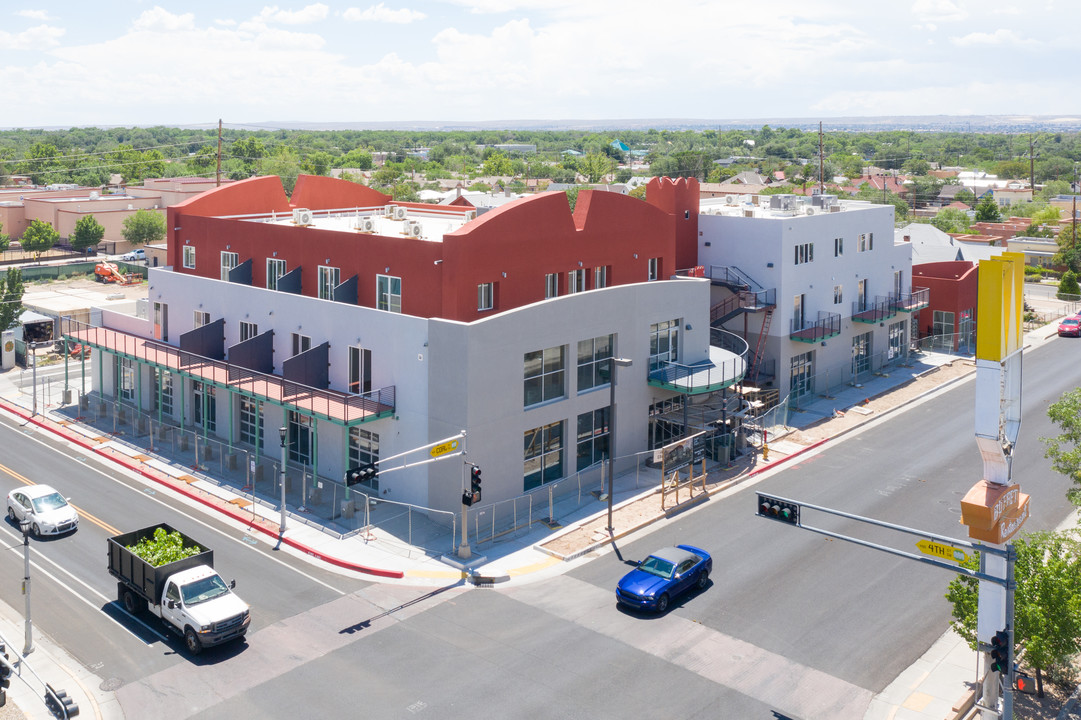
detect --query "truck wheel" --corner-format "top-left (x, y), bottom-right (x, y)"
top-left (184, 628), bottom-right (203, 655)
top-left (122, 589), bottom-right (144, 616)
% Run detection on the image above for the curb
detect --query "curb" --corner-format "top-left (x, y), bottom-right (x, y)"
top-left (0, 396), bottom-right (404, 579)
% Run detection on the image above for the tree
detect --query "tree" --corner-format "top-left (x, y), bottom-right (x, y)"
top-left (974, 195), bottom-right (1002, 223)
top-left (1053, 223), bottom-right (1081, 274)
top-left (0, 220), bottom-right (9, 253)
top-left (931, 208), bottom-right (970, 234)
top-left (902, 158), bottom-right (931, 176)
top-left (578, 152), bottom-right (616, 183)
top-left (71, 215), bottom-right (104, 254)
top-left (946, 531), bottom-right (1081, 697)
top-left (121, 209), bottom-right (165, 247)
top-left (1044, 387), bottom-right (1081, 507)
top-left (302, 150), bottom-right (334, 177)
top-left (20, 218), bottom-right (58, 262)
top-left (230, 136), bottom-right (267, 177)
top-left (261, 146), bottom-right (301, 193)
top-left (481, 151), bottom-right (514, 177)
top-left (0, 267), bottom-right (24, 331)
top-left (1059, 270), bottom-right (1080, 299)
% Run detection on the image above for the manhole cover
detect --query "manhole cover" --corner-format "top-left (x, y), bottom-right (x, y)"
top-left (100, 677), bottom-right (123, 692)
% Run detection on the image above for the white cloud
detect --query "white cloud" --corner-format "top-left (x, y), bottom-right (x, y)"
top-left (254, 4), bottom-right (330, 25)
top-left (950, 28), bottom-right (1032, 47)
top-left (0, 24), bottom-right (65, 51)
top-left (17, 10), bottom-right (50, 21)
top-left (342, 4), bottom-right (427, 23)
top-left (911, 0), bottom-right (967, 23)
top-left (132, 7), bottom-right (196, 32)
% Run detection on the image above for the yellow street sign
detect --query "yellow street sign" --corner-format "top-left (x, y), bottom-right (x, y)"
top-left (916, 539), bottom-right (969, 564)
top-left (429, 439), bottom-right (460, 458)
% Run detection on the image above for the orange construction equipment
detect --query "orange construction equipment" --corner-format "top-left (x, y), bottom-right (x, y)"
top-left (94, 262), bottom-right (139, 285)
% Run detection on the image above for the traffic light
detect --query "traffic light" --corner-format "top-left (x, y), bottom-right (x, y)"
top-left (1015, 671), bottom-right (1036, 694)
top-left (990, 629), bottom-right (1010, 674)
top-left (756, 493), bottom-right (799, 526)
top-left (344, 463), bottom-right (377, 487)
top-left (0, 648), bottom-right (9, 709)
top-left (470, 466), bottom-right (482, 503)
top-left (461, 491), bottom-right (474, 507)
top-left (44, 684), bottom-right (79, 718)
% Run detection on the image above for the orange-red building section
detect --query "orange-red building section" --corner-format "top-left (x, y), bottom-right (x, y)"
top-left (167, 175), bottom-right (700, 323)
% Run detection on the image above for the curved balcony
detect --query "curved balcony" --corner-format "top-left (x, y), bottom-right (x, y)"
top-left (648, 329), bottom-right (748, 395)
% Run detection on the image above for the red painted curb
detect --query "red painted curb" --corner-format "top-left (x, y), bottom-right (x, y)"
top-left (746, 437), bottom-right (831, 478)
top-left (0, 398), bottom-right (404, 579)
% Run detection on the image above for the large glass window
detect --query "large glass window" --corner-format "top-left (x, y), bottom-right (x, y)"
top-left (524, 421), bottom-right (564, 491)
top-left (852, 331), bottom-right (872, 375)
top-left (239, 321), bottom-right (258, 342)
top-left (220, 251), bottom-right (238, 281)
top-left (292, 333), bottom-right (311, 356)
top-left (183, 245), bottom-right (196, 269)
top-left (649, 319), bottom-right (679, 371)
top-left (932, 310), bottom-right (955, 339)
top-left (153, 370), bottom-right (174, 417)
top-left (524, 346), bottom-right (565, 407)
top-left (577, 334), bottom-right (613, 393)
top-left (790, 351), bottom-right (813, 399)
top-left (193, 382), bottom-right (216, 434)
top-left (567, 269), bottom-right (586, 294)
top-left (266, 258), bottom-right (286, 290)
top-left (288, 411), bottom-right (312, 465)
top-left (117, 357), bottom-right (135, 401)
top-left (318, 265), bottom-right (340, 300)
top-left (348, 427), bottom-right (380, 491)
top-left (478, 283), bottom-right (494, 311)
top-left (348, 346), bottom-right (371, 394)
top-left (239, 397), bottom-right (262, 447)
top-left (888, 321), bottom-right (905, 360)
top-left (377, 274), bottom-right (402, 313)
top-left (545, 273), bottom-right (558, 299)
top-left (576, 408), bottom-right (610, 471)
top-left (594, 266), bottom-right (608, 289)
top-left (193, 310), bottom-right (210, 328)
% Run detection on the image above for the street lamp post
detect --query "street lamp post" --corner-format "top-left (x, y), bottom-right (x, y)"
top-left (20, 520), bottom-right (32, 655)
top-left (278, 426), bottom-right (288, 535)
top-left (607, 357), bottom-right (633, 534)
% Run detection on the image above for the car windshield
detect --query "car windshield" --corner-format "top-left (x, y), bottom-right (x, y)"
top-left (638, 555), bottom-right (676, 579)
top-left (31, 492), bottom-right (68, 513)
top-left (181, 575), bottom-right (231, 605)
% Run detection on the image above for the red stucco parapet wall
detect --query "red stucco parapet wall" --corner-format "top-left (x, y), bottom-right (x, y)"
top-left (291, 174), bottom-right (391, 211)
top-left (646, 177), bottom-right (700, 271)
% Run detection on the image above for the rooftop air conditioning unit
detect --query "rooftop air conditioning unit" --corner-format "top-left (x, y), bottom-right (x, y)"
top-left (357, 217), bottom-right (375, 233)
top-left (463, 210), bottom-right (477, 221)
top-left (392, 206), bottom-right (408, 220)
top-left (402, 221), bottom-right (422, 237)
top-left (293, 208), bottom-right (313, 226)
top-left (724, 195), bottom-right (736, 205)
top-left (805, 207), bottom-right (815, 215)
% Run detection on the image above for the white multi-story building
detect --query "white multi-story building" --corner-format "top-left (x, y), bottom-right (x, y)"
top-left (698, 193), bottom-right (925, 401)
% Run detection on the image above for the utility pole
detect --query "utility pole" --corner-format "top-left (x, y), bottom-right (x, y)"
top-left (1028, 135), bottom-right (1035, 194)
top-left (216, 119), bottom-right (223, 187)
top-left (818, 121), bottom-right (825, 195)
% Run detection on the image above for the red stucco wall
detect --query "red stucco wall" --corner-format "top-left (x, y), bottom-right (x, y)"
top-left (913, 261), bottom-right (979, 337)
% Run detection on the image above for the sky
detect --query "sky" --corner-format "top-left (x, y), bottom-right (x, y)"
top-left (1, 1), bottom-right (1077, 128)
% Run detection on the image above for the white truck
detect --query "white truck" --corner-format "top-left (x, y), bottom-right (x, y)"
top-left (108, 523), bottom-right (250, 654)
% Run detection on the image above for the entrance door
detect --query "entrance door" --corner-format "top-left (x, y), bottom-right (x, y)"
top-left (288, 411), bottom-right (312, 465)
top-left (193, 382), bottom-right (217, 433)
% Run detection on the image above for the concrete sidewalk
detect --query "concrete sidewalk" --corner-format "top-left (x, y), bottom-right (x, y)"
top-left (0, 316), bottom-right (1068, 720)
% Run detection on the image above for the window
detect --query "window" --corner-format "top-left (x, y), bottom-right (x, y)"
top-left (577, 334), bottom-right (613, 393)
top-left (266, 258), bottom-right (286, 290)
top-left (239, 397), bottom-right (262, 447)
top-left (648, 257), bottom-right (660, 281)
top-left (193, 382), bottom-right (216, 433)
top-left (318, 265), bottom-right (340, 300)
top-left (834, 237), bottom-right (843, 257)
top-left (576, 408), bottom-right (610, 471)
top-left (833, 285), bottom-right (843, 305)
top-left (649, 319), bottom-right (679, 371)
top-left (858, 233), bottom-right (873, 252)
top-left (594, 266), bottom-right (608, 289)
top-left (856, 279), bottom-right (867, 311)
top-left (348, 346), bottom-right (371, 394)
top-left (790, 351), bottom-right (813, 399)
top-left (183, 245), bottom-right (196, 269)
top-left (117, 357), bottom-right (135, 401)
top-left (240, 321), bottom-right (258, 342)
top-left (348, 427), bottom-right (380, 490)
top-left (153, 301), bottom-right (168, 342)
top-left (155, 370), bottom-right (173, 417)
top-left (793, 294), bottom-right (805, 330)
top-left (288, 411), bottom-right (312, 465)
top-left (567, 269), bottom-right (586, 294)
top-left (524, 345), bottom-right (565, 407)
top-left (932, 310), bottom-right (955, 338)
top-left (852, 331), bottom-right (872, 375)
top-left (193, 310), bottom-right (210, 328)
top-left (893, 270), bottom-right (903, 298)
top-left (478, 282), bottom-right (494, 311)
top-left (545, 273), bottom-right (558, 299)
top-left (292, 332), bottom-right (311, 356)
top-left (888, 321), bottom-right (905, 360)
top-left (794, 242), bottom-right (814, 265)
top-left (220, 251), bottom-right (238, 281)
top-left (524, 421), bottom-right (564, 491)
top-left (377, 274), bottom-right (402, 313)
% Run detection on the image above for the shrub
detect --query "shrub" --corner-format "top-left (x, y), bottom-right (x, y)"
top-left (1058, 270), bottom-right (1080, 299)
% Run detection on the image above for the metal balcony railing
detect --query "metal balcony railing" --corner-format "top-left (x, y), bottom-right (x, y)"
top-left (890, 287), bottom-right (930, 313)
top-left (790, 311), bottom-right (842, 342)
top-left (852, 296), bottom-right (897, 323)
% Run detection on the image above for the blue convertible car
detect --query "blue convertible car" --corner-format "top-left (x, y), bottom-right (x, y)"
top-left (615, 544), bottom-right (712, 613)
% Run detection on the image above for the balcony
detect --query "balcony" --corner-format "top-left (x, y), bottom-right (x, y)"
top-left (790, 311), bottom-right (841, 343)
top-left (890, 287), bottom-right (930, 313)
top-left (61, 318), bottom-right (394, 427)
top-left (852, 296), bottom-right (897, 324)
top-left (648, 335), bottom-right (748, 395)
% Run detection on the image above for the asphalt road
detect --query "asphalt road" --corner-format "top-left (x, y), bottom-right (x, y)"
top-left (1, 333), bottom-right (1077, 719)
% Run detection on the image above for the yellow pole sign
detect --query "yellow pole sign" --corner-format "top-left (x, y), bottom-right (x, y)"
top-left (916, 539), bottom-right (969, 564)
top-left (429, 439), bottom-right (460, 458)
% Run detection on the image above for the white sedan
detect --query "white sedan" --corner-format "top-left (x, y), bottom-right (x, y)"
top-left (6, 485), bottom-right (79, 537)
top-left (120, 249), bottom-right (145, 261)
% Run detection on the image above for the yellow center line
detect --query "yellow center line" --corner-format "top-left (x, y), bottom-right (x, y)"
top-left (0, 461), bottom-right (119, 536)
